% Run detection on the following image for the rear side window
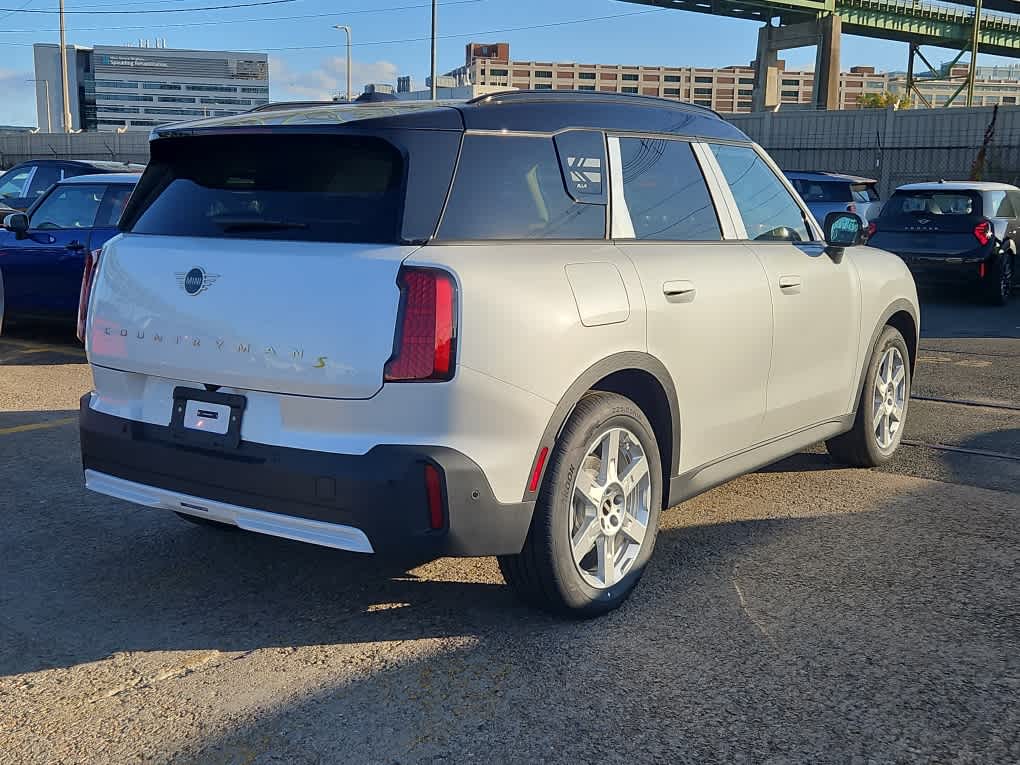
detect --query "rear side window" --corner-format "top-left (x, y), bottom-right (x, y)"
top-left (95, 184), bottom-right (134, 227)
top-left (985, 190), bottom-right (1015, 218)
top-left (851, 183), bottom-right (880, 202)
top-left (0, 167), bottom-right (32, 199)
top-left (127, 135), bottom-right (404, 243)
top-left (884, 191), bottom-right (980, 217)
top-left (616, 137), bottom-right (721, 241)
top-left (710, 144), bottom-right (810, 242)
top-left (437, 134), bottom-right (606, 240)
top-left (796, 180), bottom-right (852, 203)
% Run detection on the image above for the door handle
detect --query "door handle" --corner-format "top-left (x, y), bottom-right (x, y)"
top-left (662, 280), bottom-right (697, 302)
top-left (778, 275), bottom-right (802, 292)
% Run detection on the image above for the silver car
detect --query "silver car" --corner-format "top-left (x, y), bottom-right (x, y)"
top-left (78, 92), bottom-right (919, 617)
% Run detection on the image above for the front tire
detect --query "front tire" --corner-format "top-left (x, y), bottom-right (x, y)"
top-left (498, 391), bottom-right (663, 618)
top-left (826, 326), bottom-right (910, 467)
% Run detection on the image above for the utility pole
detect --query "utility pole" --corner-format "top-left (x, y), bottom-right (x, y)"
top-left (967, 0), bottom-right (983, 107)
top-left (58, 0), bottom-right (73, 132)
top-left (430, 0), bottom-right (437, 100)
top-left (27, 79), bottom-right (52, 133)
top-left (333, 25), bottom-right (352, 101)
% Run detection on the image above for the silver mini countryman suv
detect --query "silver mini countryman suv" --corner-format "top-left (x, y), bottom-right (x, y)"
top-left (79, 92), bottom-right (919, 617)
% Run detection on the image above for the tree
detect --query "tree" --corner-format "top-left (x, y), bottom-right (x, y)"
top-left (857, 91), bottom-right (912, 109)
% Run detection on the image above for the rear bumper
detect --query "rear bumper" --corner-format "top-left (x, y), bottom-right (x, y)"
top-left (892, 254), bottom-right (990, 285)
top-left (79, 395), bottom-right (535, 557)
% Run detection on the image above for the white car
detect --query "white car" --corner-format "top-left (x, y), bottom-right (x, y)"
top-left (78, 93), bottom-right (919, 617)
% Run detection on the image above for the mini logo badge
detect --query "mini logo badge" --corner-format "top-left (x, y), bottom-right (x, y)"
top-left (175, 267), bottom-right (219, 296)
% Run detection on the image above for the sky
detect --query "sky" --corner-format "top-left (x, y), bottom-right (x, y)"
top-left (2, 0), bottom-right (1019, 127)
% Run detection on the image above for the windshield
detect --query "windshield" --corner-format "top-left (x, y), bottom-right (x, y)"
top-left (30, 184), bottom-right (105, 229)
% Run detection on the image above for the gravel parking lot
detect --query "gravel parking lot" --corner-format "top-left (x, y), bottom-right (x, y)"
top-left (1, 294), bottom-right (1018, 764)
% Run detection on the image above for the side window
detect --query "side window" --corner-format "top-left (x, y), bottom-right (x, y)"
top-left (0, 167), bottom-right (33, 200)
top-left (615, 137), bottom-right (721, 241)
top-left (29, 185), bottom-right (104, 230)
top-left (554, 130), bottom-right (606, 204)
top-left (709, 144), bottom-right (811, 243)
top-left (988, 190), bottom-right (1015, 218)
top-left (437, 135), bottom-right (606, 240)
top-left (1008, 191), bottom-right (1020, 218)
top-left (95, 185), bottom-right (134, 227)
top-left (27, 165), bottom-right (63, 200)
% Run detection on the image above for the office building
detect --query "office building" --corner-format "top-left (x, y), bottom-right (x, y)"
top-left (33, 42), bottom-right (269, 132)
top-left (445, 42), bottom-right (1020, 112)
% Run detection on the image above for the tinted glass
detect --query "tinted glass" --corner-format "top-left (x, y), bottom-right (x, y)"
top-left (617, 137), bottom-right (721, 241)
top-left (884, 191), bottom-right (980, 217)
top-left (129, 135), bottom-right (404, 243)
top-left (28, 165), bottom-right (63, 199)
top-left (711, 144), bottom-right (810, 242)
top-left (851, 183), bottom-right (880, 202)
top-left (1008, 191), bottom-right (1020, 217)
top-left (0, 168), bottom-right (32, 199)
top-left (795, 180), bottom-right (852, 203)
top-left (438, 135), bottom-right (606, 240)
top-left (986, 190), bottom-right (1015, 218)
top-left (30, 185), bottom-right (104, 229)
top-left (95, 184), bottom-right (135, 227)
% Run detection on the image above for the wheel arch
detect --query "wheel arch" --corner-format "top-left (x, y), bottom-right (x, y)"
top-left (851, 298), bottom-right (918, 415)
top-left (525, 352), bottom-right (681, 507)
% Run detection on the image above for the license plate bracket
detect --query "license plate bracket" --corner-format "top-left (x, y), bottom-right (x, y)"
top-left (170, 387), bottom-right (247, 449)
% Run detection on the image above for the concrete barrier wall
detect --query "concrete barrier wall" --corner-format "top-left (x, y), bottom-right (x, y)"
top-left (3, 106), bottom-right (1019, 198)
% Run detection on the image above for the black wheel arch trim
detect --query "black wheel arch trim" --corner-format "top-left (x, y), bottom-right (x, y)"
top-left (523, 351), bottom-right (681, 501)
top-left (851, 298), bottom-right (919, 416)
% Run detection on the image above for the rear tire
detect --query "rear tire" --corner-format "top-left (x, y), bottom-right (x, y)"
top-left (175, 512), bottom-right (239, 531)
top-left (826, 326), bottom-right (910, 468)
top-left (983, 249), bottom-right (1013, 306)
top-left (498, 391), bottom-right (663, 618)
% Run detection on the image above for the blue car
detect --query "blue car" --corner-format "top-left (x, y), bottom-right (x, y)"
top-left (0, 173), bottom-right (139, 331)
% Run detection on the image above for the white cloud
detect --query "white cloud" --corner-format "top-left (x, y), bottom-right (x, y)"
top-left (0, 69), bottom-right (39, 128)
top-left (269, 55), bottom-right (399, 102)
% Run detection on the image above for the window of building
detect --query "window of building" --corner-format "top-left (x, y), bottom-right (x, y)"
top-left (490, 68), bottom-right (509, 76)
top-left (694, 99), bottom-right (712, 107)
top-left (708, 144), bottom-right (810, 242)
top-left (578, 85), bottom-right (596, 91)
top-left (241, 86), bottom-right (270, 94)
top-left (129, 120), bottom-right (163, 126)
top-left (97, 93), bottom-right (154, 102)
top-left (1004, 96), bottom-right (1017, 104)
top-left (143, 82), bottom-right (181, 90)
top-left (144, 107), bottom-right (207, 116)
top-left (579, 72), bottom-right (596, 80)
top-left (98, 106), bottom-right (140, 114)
top-left (694, 76), bottom-right (713, 83)
top-left (866, 81), bottom-right (886, 89)
top-left (158, 96), bottom-right (197, 103)
top-left (535, 70), bottom-right (552, 78)
top-left (664, 88), bottom-right (680, 96)
top-left (438, 134), bottom-right (606, 240)
top-left (738, 100), bottom-right (753, 109)
top-left (622, 73), bottom-right (639, 81)
top-left (534, 83), bottom-right (552, 90)
top-left (622, 86), bottom-right (639, 93)
top-left (693, 88), bottom-right (713, 96)
top-left (616, 137), bottom-right (721, 241)
top-left (781, 90), bottom-right (800, 99)
top-left (97, 119), bottom-right (127, 127)
top-left (29, 184), bottom-right (105, 230)
top-left (739, 77), bottom-right (754, 84)
top-left (199, 97), bottom-right (253, 105)
top-left (664, 75), bottom-right (681, 83)
top-left (738, 88), bottom-right (753, 96)
top-left (94, 80), bottom-right (138, 89)
top-left (184, 84), bottom-right (238, 93)
top-left (782, 79), bottom-right (800, 86)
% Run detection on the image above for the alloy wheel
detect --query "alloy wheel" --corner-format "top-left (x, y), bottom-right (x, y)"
top-left (872, 346), bottom-right (907, 451)
top-left (570, 427), bottom-right (652, 589)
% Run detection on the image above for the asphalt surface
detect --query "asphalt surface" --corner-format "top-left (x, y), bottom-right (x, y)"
top-left (1, 295), bottom-right (1018, 765)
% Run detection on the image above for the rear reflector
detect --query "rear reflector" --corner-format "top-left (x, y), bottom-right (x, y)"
top-left (980, 262), bottom-right (987, 279)
top-left (974, 220), bottom-right (992, 246)
top-left (76, 248), bottom-right (101, 343)
top-left (384, 267), bottom-right (457, 382)
top-left (847, 202), bottom-right (857, 214)
top-left (424, 464), bottom-right (444, 530)
top-left (866, 221), bottom-right (877, 238)
top-left (528, 447), bottom-right (549, 493)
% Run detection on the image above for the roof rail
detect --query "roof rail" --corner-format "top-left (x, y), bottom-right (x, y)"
top-left (464, 89), bottom-right (721, 117)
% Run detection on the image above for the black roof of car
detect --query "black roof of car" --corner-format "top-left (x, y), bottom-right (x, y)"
top-left (154, 90), bottom-right (750, 143)
top-left (4, 158), bottom-right (144, 172)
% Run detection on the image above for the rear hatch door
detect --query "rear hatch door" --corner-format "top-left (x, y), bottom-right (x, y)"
top-left (870, 189), bottom-right (985, 257)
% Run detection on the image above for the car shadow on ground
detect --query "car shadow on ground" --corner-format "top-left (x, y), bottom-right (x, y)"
top-left (0, 321), bottom-right (84, 366)
top-left (919, 288), bottom-right (1020, 340)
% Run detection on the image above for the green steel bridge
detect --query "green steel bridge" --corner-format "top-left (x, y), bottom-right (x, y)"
top-left (622, 0), bottom-right (1020, 58)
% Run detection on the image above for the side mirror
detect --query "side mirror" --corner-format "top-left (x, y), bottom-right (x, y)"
top-left (3, 212), bottom-right (29, 240)
top-left (823, 211), bottom-right (863, 263)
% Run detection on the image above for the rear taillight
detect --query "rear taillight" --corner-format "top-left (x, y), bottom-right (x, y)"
top-left (384, 267), bottom-right (456, 382)
top-left (974, 220), bottom-right (992, 246)
top-left (76, 248), bottom-right (101, 343)
top-left (424, 464), bottom-right (445, 530)
top-left (867, 221), bottom-right (877, 238)
top-left (847, 202), bottom-right (857, 214)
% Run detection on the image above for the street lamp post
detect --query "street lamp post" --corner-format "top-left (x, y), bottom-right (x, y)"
top-left (430, 0), bottom-right (438, 100)
top-left (333, 25), bottom-right (352, 102)
top-left (27, 79), bottom-right (52, 133)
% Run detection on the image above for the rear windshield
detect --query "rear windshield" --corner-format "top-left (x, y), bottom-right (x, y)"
top-left (883, 190), bottom-right (981, 217)
top-left (793, 180), bottom-right (852, 203)
top-left (125, 134), bottom-right (405, 243)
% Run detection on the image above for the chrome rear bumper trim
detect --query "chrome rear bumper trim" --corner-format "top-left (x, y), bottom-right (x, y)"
top-left (84, 469), bottom-right (375, 554)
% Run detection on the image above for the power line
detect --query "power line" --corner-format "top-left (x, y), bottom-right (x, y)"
top-left (0, 0), bottom-right (298, 12)
top-left (0, 0), bottom-right (35, 23)
top-left (1, 0), bottom-right (482, 33)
